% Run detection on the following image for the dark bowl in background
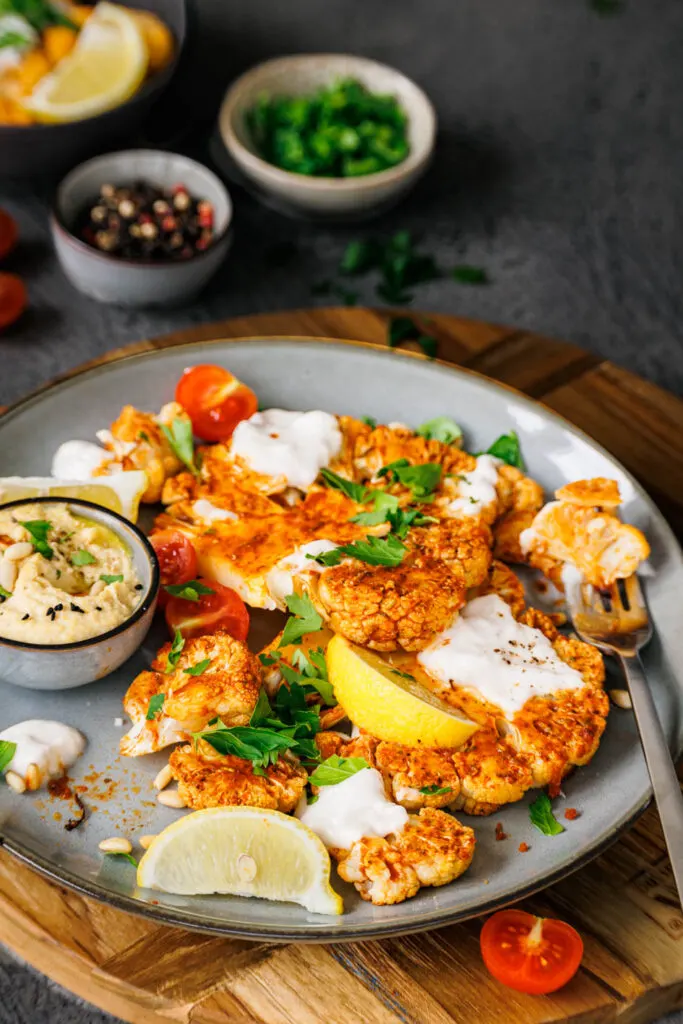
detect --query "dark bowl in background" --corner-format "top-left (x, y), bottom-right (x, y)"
top-left (0, 0), bottom-right (186, 179)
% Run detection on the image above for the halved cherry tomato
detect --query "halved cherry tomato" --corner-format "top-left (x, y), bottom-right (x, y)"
top-left (0, 210), bottom-right (18, 261)
top-left (480, 910), bottom-right (583, 995)
top-left (150, 530), bottom-right (197, 609)
top-left (165, 577), bottom-right (250, 641)
top-left (175, 364), bottom-right (258, 442)
top-left (0, 273), bottom-right (27, 331)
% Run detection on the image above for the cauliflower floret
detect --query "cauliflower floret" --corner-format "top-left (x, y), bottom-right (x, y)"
top-left (473, 559), bottom-right (527, 618)
top-left (334, 808), bottom-right (475, 905)
top-left (450, 724), bottom-right (534, 815)
top-left (311, 556), bottom-right (466, 652)
top-left (520, 478), bottom-right (650, 588)
top-left (408, 516), bottom-right (493, 589)
top-left (120, 631), bottom-right (262, 756)
top-left (349, 422), bottom-right (461, 483)
top-left (315, 731), bottom-right (461, 811)
top-left (96, 402), bottom-right (191, 503)
top-left (169, 738), bottom-right (307, 812)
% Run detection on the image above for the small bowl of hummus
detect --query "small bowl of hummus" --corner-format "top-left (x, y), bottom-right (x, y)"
top-left (0, 498), bottom-right (159, 690)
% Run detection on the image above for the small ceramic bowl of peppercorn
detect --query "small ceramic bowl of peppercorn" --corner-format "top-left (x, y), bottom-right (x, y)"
top-left (50, 149), bottom-right (233, 307)
top-left (217, 54), bottom-right (436, 221)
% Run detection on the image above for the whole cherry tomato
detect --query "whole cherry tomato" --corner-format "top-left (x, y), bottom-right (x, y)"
top-left (480, 910), bottom-right (583, 995)
top-left (165, 577), bottom-right (250, 642)
top-left (0, 210), bottom-right (18, 261)
top-left (0, 273), bottom-right (26, 331)
top-left (150, 530), bottom-right (198, 609)
top-left (175, 364), bottom-right (258, 442)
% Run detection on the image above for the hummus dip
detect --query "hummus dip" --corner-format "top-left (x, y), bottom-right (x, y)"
top-left (0, 502), bottom-right (143, 644)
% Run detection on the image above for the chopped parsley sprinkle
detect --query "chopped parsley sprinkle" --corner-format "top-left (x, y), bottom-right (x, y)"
top-left (0, 740), bottom-right (17, 773)
top-left (161, 417), bottom-right (198, 476)
top-left (529, 792), bottom-right (565, 836)
top-left (146, 693), bottom-right (165, 720)
top-left (99, 574), bottom-right (124, 585)
top-left (164, 579), bottom-right (214, 602)
top-left (309, 533), bottom-right (406, 568)
top-left (71, 549), bottom-right (97, 567)
top-left (279, 593), bottom-right (323, 648)
top-left (419, 784), bottom-right (453, 796)
top-left (19, 519), bottom-right (53, 560)
top-left (308, 755), bottom-right (369, 787)
top-left (166, 629), bottom-right (185, 672)
top-left (184, 658), bottom-right (212, 677)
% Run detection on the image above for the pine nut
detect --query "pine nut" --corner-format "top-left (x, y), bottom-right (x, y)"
top-left (4, 542), bottom-right (33, 562)
top-left (25, 763), bottom-right (41, 791)
top-left (157, 789), bottom-right (186, 809)
top-left (0, 558), bottom-right (17, 594)
top-left (237, 854), bottom-right (257, 882)
top-left (99, 837), bottom-right (133, 854)
top-left (609, 688), bottom-right (633, 709)
top-left (139, 834), bottom-right (157, 850)
top-left (5, 771), bottom-right (26, 794)
top-left (153, 763), bottom-right (173, 791)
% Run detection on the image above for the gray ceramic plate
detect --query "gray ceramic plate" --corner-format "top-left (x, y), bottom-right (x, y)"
top-left (1, 338), bottom-right (682, 942)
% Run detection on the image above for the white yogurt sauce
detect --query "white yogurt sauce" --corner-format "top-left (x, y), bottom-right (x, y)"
top-left (297, 768), bottom-right (408, 849)
top-left (445, 455), bottom-right (501, 517)
top-left (265, 540), bottom-right (337, 607)
top-left (230, 409), bottom-right (342, 491)
top-left (51, 440), bottom-right (108, 480)
top-left (96, 429), bottom-right (136, 460)
top-left (0, 720), bottom-right (85, 783)
top-left (418, 594), bottom-right (583, 717)
top-left (192, 499), bottom-right (238, 524)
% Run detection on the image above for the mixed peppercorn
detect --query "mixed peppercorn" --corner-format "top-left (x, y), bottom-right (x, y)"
top-left (75, 181), bottom-right (216, 262)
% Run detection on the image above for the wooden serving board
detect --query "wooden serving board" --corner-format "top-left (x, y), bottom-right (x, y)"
top-left (1, 307), bottom-right (682, 1024)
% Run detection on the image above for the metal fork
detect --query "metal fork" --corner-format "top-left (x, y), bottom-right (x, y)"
top-left (564, 572), bottom-right (683, 907)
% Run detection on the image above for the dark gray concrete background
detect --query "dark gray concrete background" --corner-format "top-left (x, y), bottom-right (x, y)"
top-left (1, 0), bottom-right (682, 1021)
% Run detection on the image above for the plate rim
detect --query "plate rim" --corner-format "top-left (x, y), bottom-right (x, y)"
top-left (1, 333), bottom-right (681, 942)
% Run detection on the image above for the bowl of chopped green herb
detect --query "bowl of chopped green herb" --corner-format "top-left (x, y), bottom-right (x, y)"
top-left (217, 54), bottom-right (436, 220)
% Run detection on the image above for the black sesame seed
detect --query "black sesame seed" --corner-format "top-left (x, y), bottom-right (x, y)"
top-left (70, 603), bottom-right (84, 613)
top-left (135, 583), bottom-right (143, 591)
top-left (95, 606), bottom-right (103, 611)
top-left (46, 607), bottom-right (54, 616)
top-left (54, 603), bottom-right (63, 611)
top-left (21, 613), bottom-right (30, 621)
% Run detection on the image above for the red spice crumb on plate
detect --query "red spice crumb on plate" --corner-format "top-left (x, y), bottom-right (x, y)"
top-left (518, 842), bottom-right (529, 853)
top-left (564, 808), bottom-right (580, 821)
top-left (495, 822), bottom-right (508, 841)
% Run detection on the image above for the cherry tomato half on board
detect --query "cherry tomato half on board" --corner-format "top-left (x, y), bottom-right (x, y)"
top-left (165, 577), bottom-right (250, 642)
top-left (480, 910), bottom-right (583, 995)
top-left (0, 210), bottom-right (18, 261)
top-left (0, 273), bottom-right (26, 331)
top-left (175, 364), bottom-right (258, 442)
top-left (149, 530), bottom-right (198, 609)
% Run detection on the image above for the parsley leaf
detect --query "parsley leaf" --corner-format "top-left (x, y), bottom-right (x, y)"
top-left (166, 629), bottom-right (185, 672)
top-left (310, 533), bottom-right (406, 568)
top-left (452, 265), bottom-right (489, 285)
top-left (485, 431), bottom-right (524, 469)
top-left (319, 467), bottom-right (369, 503)
top-left (360, 415), bottom-right (377, 428)
top-left (258, 652), bottom-right (279, 667)
top-left (71, 549), bottom-right (96, 567)
top-left (340, 239), bottom-right (381, 275)
top-left (386, 506), bottom-right (437, 539)
top-left (0, 30), bottom-right (32, 48)
top-left (279, 593), bottom-right (323, 647)
top-left (161, 417), bottom-right (198, 476)
top-left (184, 658), bottom-right (212, 677)
top-left (388, 315), bottom-right (419, 348)
top-left (284, 646), bottom-right (336, 706)
top-left (163, 579), bottom-right (214, 602)
top-left (104, 852), bottom-right (139, 868)
top-left (590, 0), bottom-right (624, 14)
top-left (20, 519), bottom-right (53, 560)
top-left (308, 755), bottom-right (370, 787)
top-left (419, 784), bottom-right (453, 796)
top-left (529, 792), bottom-right (565, 836)
top-left (0, 740), bottom-right (17, 773)
top-left (99, 574), bottom-right (124, 585)
top-left (390, 668), bottom-right (416, 681)
top-left (199, 724), bottom-right (295, 767)
top-left (0, 585), bottom-right (12, 601)
top-left (146, 693), bottom-right (165, 720)
top-left (351, 490), bottom-right (400, 527)
top-left (377, 459), bottom-right (442, 498)
top-left (416, 416), bottom-right (462, 445)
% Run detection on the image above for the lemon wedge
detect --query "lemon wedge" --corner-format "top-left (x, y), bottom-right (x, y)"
top-left (137, 807), bottom-right (343, 916)
top-left (24, 2), bottom-right (148, 124)
top-left (0, 472), bottom-right (147, 523)
top-left (326, 634), bottom-right (478, 748)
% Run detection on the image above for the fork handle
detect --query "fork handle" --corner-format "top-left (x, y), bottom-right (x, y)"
top-left (619, 653), bottom-right (683, 906)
